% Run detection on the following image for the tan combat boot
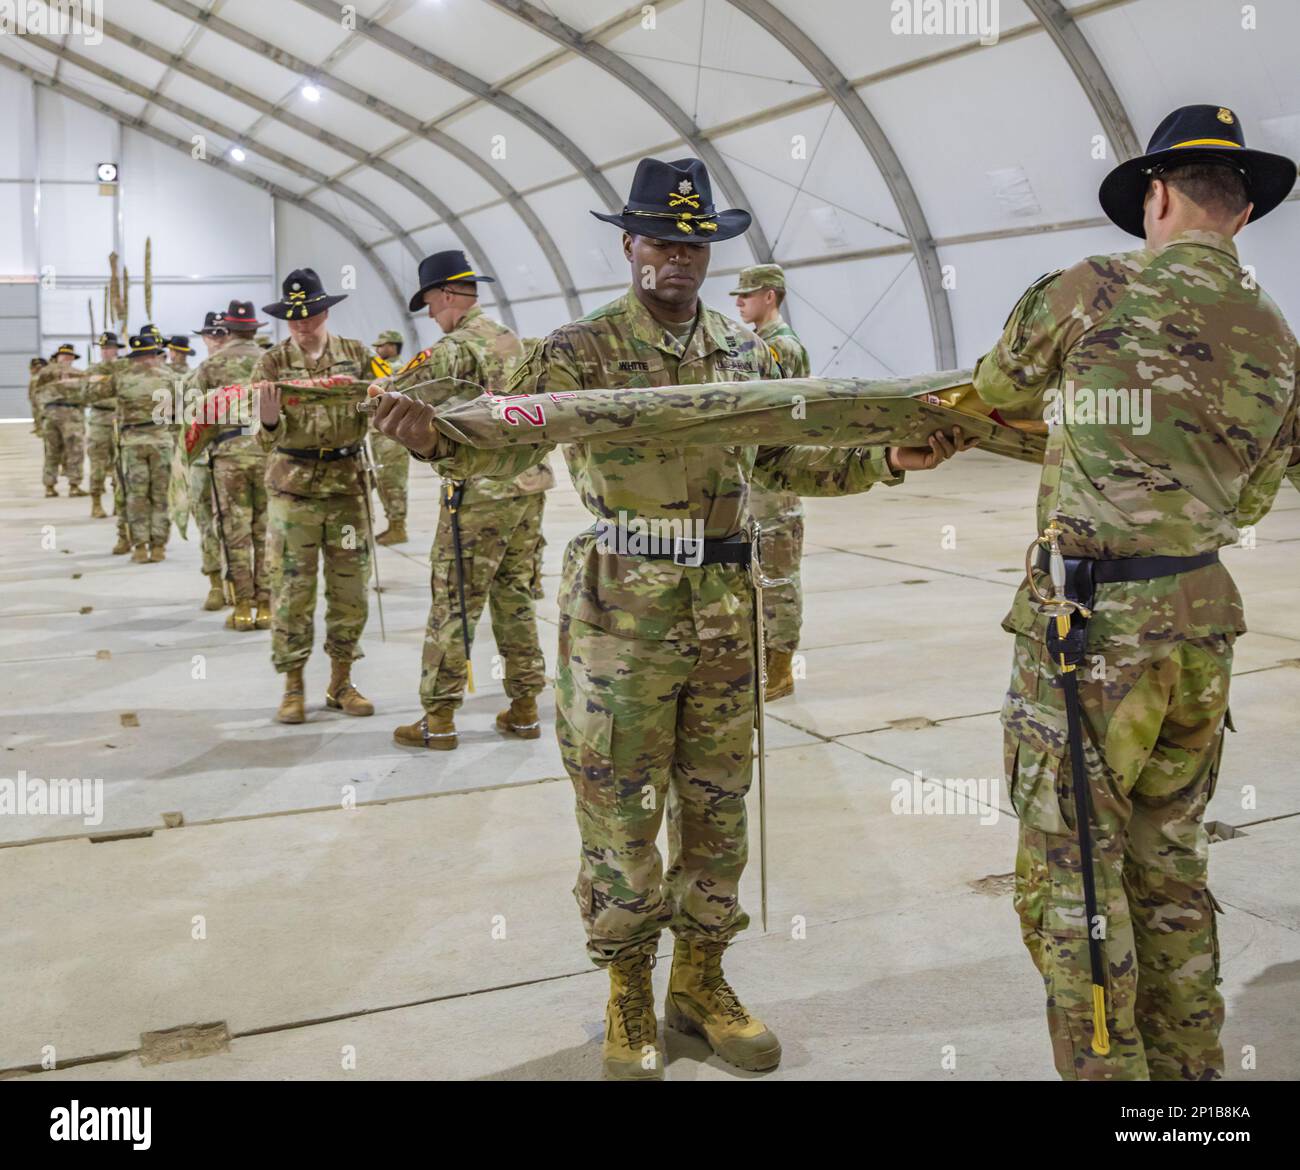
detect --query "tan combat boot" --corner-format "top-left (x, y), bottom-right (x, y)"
top-left (393, 708), bottom-right (457, 750)
top-left (255, 600), bottom-right (271, 630)
top-left (45, 485), bottom-right (58, 498)
top-left (376, 520), bottom-right (407, 546)
top-left (131, 544), bottom-right (150, 564)
top-left (764, 648), bottom-right (795, 702)
top-left (665, 937), bottom-right (781, 1072)
top-left (149, 545), bottom-right (166, 563)
top-left (68, 484), bottom-right (87, 498)
top-left (203, 572), bottom-right (226, 610)
top-left (90, 494), bottom-right (106, 519)
top-left (326, 660), bottom-right (374, 716)
top-left (112, 534), bottom-right (130, 555)
top-left (495, 696), bottom-right (541, 740)
top-left (277, 668), bottom-right (306, 724)
top-left (225, 599), bottom-right (255, 632)
top-left (603, 949), bottom-right (664, 1081)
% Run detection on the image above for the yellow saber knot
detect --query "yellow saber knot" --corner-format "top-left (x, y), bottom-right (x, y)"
top-left (1092, 984), bottom-right (1111, 1055)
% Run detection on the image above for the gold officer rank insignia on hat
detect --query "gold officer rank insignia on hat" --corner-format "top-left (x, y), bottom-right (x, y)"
top-left (1218, 108), bottom-right (1235, 124)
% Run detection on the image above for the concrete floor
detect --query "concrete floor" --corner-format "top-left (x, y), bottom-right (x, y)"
top-left (2, 422), bottom-right (1297, 1081)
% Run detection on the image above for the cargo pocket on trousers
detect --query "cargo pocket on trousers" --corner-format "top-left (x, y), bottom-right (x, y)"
top-left (1002, 691), bottom-right (1071, 837)
top-left (565, 686), bottom-right (614, 761)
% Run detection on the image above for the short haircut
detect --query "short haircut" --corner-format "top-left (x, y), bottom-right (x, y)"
top-left (1160, 161), bottom-right (1251, 219)
top-left (773, 287), bottom-right (786, 309)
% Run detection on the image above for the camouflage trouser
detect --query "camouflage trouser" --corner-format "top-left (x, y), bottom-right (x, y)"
top-left (42, 405), bottom-right (84, 488)
top-left (188, 460), bottom-right (222, 576)
top-left (267, 489), bottom-right (369, 672)
top-left (120, 435), bottom-right (172, 547)
top-left (371, 432), bottom-right (409, 524)
top-left (212, 452), bottom-right (270, 604)
top-left (86, 409), bottom-right (115, 494)
top-left (421, 492), bottom-right (546, 711)
top-left (758, 506), bottom-right (804, 654)
top-left (87, 412), bottom-right (127, 538)
top-left (556, 611), bottom-right (755, 966)
top-left (1005, 632), bottom-right (1231, 1081)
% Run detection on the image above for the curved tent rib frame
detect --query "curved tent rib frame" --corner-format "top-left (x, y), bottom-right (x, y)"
top-left (0, 57), bottom-right (418, 350)
top-left (725, 0), bottom-right (957, 367)
top-left (485, 0), bottom-right (776, 267)
top-left (91, 7), bottom-right (519, 331)
top-left (155, 0), bottom-right (584, 320)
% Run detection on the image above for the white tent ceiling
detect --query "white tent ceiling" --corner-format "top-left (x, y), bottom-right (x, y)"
top-left (1, 0), bottom-right (1298, 371)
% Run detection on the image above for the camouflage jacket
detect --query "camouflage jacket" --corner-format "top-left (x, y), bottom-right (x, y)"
top-left (84, 357), bottom-right (132, 417)
top-left (32, 363), bottom-right (86, 410)
top-left (973, 228), bottom-right (1300, 649)
top-left (750, 315), bottom-right (813, 526)
top-left (187, 337), bottom-right (266, 464)
top-left (385, 305), bottom-right (553, 504)
top-left (112, 364), bottom-right (176, 443)
top-left (425, 287), bottom-right (901, 641)
top-left (254, 334), bottom-right (373, 498)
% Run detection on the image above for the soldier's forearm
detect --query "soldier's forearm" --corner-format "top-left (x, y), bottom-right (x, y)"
top-left (753, 444), bottom-right (901, 496)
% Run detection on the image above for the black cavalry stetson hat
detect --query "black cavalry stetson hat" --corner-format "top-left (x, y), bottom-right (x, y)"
top-left (139, 323), bottom-right (164, 344)
top-left (53, 343), bottom-right (80, 359)
top-left (96, 331), bottom-right (121, 347)
top-left (408, 249), bottom-right (495, 312)
top-left (193, 311), bottom-right (229, 337)
top-left (592, 157), bottom-right (751, 244)
top-left (223, 299), bottom-right (265, 331)
top-left (1100, 104), bottom-right (1297, 238)
top-left (167, 335), bottom-right (195, 355)
top-left (127, 334), bottom-right (164, 357)
top-left (262, 268), bottom-right (347, 320)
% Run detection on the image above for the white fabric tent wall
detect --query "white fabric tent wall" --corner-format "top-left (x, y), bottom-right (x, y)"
top-left (0, 0), bottom-right (1297, 407)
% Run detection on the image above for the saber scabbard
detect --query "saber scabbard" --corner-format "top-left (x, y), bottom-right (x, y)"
top-left (749, 521), bottom-right (792, 935)
top-left (1028, 520), bottom-right (1110, 1056)
top-left (445, 479), bottom-right (475, 693)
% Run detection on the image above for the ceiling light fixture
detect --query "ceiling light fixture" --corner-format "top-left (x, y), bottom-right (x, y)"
top-left (229, 147), bottom-right (246, 163)
top-left (301, 84), bottom-right (321, 102)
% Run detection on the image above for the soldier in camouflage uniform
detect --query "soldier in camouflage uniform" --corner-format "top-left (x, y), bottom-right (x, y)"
top-left (370, 250), bottom-right (552, 752)
top-left (93, 335), bottom-right (176, 562)
top-left (191, 301), bottom-right (272, 630)
top-left (84, 332), bottom-right (129, 535)
top-left (28, 357), bottom-right (46, 436)
top-left (253, 268), bottom-right (375, 725)
top-left (972, 106), bottom-right (1299, 1081)
top-left (371, 159), bottom-right (969, 1080)
top-left (167, 335), bottom-right (194, 375)
top-left (733, 264), bottom-right (812, 701)
top-left (33, 344), bottom-right (87, 498)
top-left (369, 330), bottom-right (410, 545)
top-left (184, 320), bottom-right (227, 610)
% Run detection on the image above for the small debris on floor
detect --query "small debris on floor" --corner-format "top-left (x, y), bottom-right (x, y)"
top-left (138, 1022), bottom-right (231, 1066)
top-left (888, 716), bottom-right (938, 731)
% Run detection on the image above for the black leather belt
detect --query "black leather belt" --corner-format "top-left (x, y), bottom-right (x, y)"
top-left (90, 404), bottom-right (115, 412)
top-left (281, 444), bottom-right (360, 462)
top-left (593, 519), bottom-right (751, 568)
top-left (1036, 547), bottom-right (1219, 606)
top-left (45, 400), bottom-right (78, 408)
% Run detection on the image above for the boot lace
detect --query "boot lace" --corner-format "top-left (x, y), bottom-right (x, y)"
top-left (613, 954), bottom-right (656, 1045)
top-left (698, 943), bottom-right (750, 1025)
